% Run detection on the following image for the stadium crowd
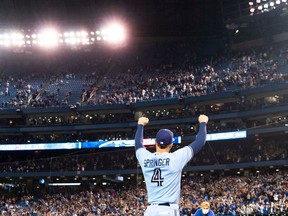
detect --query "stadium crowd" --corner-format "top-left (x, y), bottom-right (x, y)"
top-left (0, 136), bottom-right (286, 173)
top-left (0, 41), bottom-right (287, 108)
top-left (19, 92), bottom-right (287, 127)
top-left (0, 170), bottom-right (287, 215)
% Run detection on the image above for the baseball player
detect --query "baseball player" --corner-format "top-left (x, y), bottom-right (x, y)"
top-left (135, 114), bottom-right (208, 216)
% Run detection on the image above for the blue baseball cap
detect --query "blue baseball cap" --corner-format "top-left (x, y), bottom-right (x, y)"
top-left (156, 129), bottom-right (174, 146)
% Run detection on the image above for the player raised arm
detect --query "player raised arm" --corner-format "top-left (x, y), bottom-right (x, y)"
top-left (188, 114), bottom-right (208, 155)
top-left (135, 117), bottom-right (149, 151)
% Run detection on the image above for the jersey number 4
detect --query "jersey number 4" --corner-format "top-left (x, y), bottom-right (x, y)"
top-left (151, 168), bottom-right (164, 186)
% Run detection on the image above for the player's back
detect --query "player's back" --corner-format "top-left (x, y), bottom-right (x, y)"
top-left (136, 146), bottom-right (192, 204)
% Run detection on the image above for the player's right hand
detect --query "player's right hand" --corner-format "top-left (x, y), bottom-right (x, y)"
top-left (198, 114), bottom-right (209, 124)
top-left (138, 117), bottom-right (149, 126)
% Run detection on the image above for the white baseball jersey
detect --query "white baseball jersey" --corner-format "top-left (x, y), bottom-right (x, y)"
top-left (136, 146), bottom-right (194, 205)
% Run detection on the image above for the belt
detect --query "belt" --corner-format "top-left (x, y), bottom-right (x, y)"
top-left (149, 202), bottom-right (170, 206)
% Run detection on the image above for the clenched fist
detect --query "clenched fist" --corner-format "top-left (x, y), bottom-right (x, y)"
top-left (138, 117), bottom-right (149, 126)
top-left (198, 114), bottom-right (209, 124)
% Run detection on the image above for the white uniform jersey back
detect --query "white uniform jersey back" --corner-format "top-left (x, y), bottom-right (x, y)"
top-left (136, 146), bottom-right (193, 205)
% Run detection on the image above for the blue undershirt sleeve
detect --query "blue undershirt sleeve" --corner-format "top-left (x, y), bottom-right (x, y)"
top-left (135, 124), bottom-right (144, 151)
top-left (188, 122), bottom-right (207, 155)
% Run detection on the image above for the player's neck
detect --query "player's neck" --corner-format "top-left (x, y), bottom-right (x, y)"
top-left (155, 144), bottom-right (172, 153)
top-left (156, 148), bottom-right (170, 153)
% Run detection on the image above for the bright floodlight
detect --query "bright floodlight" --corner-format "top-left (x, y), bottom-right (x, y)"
top-left (38, 28), bottom-right (58, 47)
top-left (61, 30), bottom-right (89, 45)
top-left (0, 24), bottom-right (127, 48)
top-left (103, 23), bottom-right (125, 43)
top-left (4, 40), bottom-right (10, 47)
top-left (0, 32), bottom-right (25, 47)
top-left (81, 31), bottom-right (87, 37)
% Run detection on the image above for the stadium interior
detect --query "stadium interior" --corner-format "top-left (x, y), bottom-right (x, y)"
top-left (0, 0), bottom-right (287, 215)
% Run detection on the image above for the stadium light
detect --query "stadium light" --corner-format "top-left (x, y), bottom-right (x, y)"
top-left (0, 22), bottom-right (128, 48)
top-left (97, 22), bottom-right (126, 44)
top-left (4, 41), bottom-right (10, 47)
top-left (61, 30), bottom-right (90, 45)
top-left (0, 31), bottom-right (24, 47)
top-left (81, 31), bottom-right (87, 36)
top-left (48, 183), bottom-right (81, 186)
top-left (110, 24), bottom-right (125, 41)
top-left (37, 28), bottom-right (58, 47)
top-left (101, 29), bottom-right (107, 35)
top-left (250, 0), bottom-right (287, 14)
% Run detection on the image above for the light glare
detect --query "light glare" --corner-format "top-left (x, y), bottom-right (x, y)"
top-left (38, 28), bottom-right (58, 47)
top-left (0, 24), bottom-right (127, 48)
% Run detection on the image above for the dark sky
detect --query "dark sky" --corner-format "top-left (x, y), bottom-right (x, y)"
top-left (0, 0), bottom-right (224, 37)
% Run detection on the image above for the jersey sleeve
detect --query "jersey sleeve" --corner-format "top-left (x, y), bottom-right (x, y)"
top-left (189, 122), bottom-right (207, 155)
top-left (135, 124), bottom-right (144, 151)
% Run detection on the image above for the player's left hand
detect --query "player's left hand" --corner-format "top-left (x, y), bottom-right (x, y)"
top-left (138, 117), bottom-right (149, 126)
top-left (198, 114), bottom-right (209, 124)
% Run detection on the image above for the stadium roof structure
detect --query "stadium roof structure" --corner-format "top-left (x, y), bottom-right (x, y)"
top-left (0, 0), bottom-right (286, 47)
top-left (0, 0), bottom-right (224, 38)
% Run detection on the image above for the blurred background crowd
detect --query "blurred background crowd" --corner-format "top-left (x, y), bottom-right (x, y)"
top-left (0, 170), bottom-right (287, 215)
